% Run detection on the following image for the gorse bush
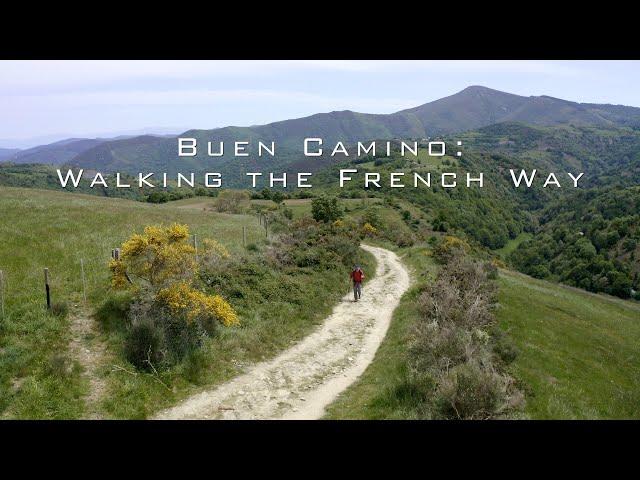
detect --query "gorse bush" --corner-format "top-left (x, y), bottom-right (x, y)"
top-left (109, 223), bottom-right (195, 289)
top-left (156, 281), bottom-right (238, 327)
top-left (408, 252), bottom-right (522, 419)
top-left (109, 224), bottom-right (238, 370)
top-left (432, 236), bottom-right (471, 264)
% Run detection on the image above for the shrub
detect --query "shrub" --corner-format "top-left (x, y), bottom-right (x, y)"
top-left (212, 190), bottom-right (251, 214)
top-left (111, 224), bottom-right (239, 370)
top-left (362, 207), bottom-right (382, 229)
top-left (96, 291), bottom-right (133, 332)
top-left (156, 281), bottom-right (238, 328)
top-left (311, 195), bottom-right (343, 223)
top-left (408, 252), bottom-right (521, 419)
top-left (109, 223), bottom-right (196, 289)
top-left (432, 236), bottom-right (470, 264)
top-left (50, 301), bottom-right (69, 319)
top-left (362, 222), bottom-right (377, 237)
top-left (395, 232), bottom-right (415, 248)
top-left (124, 319), bottom-right (165, 371)
top-left (492, 328), bottom-right (519, 365)
top-left (433, 362), bottom-right (505, 419)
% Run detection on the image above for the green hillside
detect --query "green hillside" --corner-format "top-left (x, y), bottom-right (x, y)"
top-left (0, 187), bottom-right (373, 418)
top-left (65, 87), bottom-right (640, 179)
top-left (325, 245), bottom-right (640, 419)
top-left (497, 270), bottom-right (640, 419)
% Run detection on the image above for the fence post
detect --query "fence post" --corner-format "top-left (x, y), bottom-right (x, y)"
top-left (243, 226), bottom-right (247, 247)
top-left (193, 234), bottom-right (198, 262)
top-left (0, 269), bottom-right (5, 318)
top-left (80, 259), bottom-right (87, 304)
top-left (44, 268), bottom-right (51, 309)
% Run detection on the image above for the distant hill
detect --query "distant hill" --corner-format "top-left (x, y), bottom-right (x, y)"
top-left (0, 148), bottom-right (20, 161)
top-left (64, 86), bottom-right (640, 176)
top-left (7, 138), bottom-right (108, 165)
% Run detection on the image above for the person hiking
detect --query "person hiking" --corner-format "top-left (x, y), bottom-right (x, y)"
top-left (350, 265), bottom-right (365, 302)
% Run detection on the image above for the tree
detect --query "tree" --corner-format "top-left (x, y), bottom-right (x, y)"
top-left (213, 190), bottom-right (251, 214)
top-left (311, 195), bottom-right (343, 223)
top-left (271, 190), bottom-right (286, 205)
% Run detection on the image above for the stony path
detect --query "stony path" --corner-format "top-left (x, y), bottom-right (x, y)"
top-left (155, 244), bottom-right (410, 420)
top-left (68, 305), bottom-right (108, 419)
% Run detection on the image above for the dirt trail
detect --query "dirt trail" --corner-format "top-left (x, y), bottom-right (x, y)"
top-left (156, 244), bottom-right (410, 420)
top-left (68, 305), bottom-right (108, 419)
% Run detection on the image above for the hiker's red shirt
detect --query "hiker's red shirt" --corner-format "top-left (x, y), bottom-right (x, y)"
top-left (350, 270), bottom-right (364, 283)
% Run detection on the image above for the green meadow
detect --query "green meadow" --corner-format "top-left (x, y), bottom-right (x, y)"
top-left (0, 187), bottom-right (265, 418)
top-left (325, 246), bottom-right (640, 419)
top-left (0, 187), bottom-right (374, 418)
top-left (498, 270), bottom-right (640, 419)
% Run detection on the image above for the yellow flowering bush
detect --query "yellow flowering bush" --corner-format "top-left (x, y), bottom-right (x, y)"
top-left (433, 235), bottom-right (471, 263)
top-left (111, 223), bottom-right (197, 289)
top-left (157, 281), bottom-right (239, 327)
top-left (201, 238), bottom-right (230, 259)
top-left (362, 222), bottom-right (378, 237)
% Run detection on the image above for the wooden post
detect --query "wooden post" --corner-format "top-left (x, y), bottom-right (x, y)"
top-left (0, 269), bottom-right (5, 318)
top-left (44, 268), bottom-right (51, 310)
top-left (243, 226), bottom-right (247, 247)
top-left (193, 234), bottom-right (198, 262)
top-left (80, 259), bottom-right (87, 304)
top-left (265, 218), bottom-right (268, 238)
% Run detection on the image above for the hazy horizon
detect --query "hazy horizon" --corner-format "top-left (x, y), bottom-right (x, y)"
top-left (2, 60), bottom-right (640, 149)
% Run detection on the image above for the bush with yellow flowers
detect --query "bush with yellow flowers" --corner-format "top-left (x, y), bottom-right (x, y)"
top-left (110, 223), bottom-right (196, 289)
top-left (109, 223), bottom-right (240, 370)
top-left (157, 281), bottom-right (238, 327)
top-left (433, 235), bottom-right (471, 264)
top-left (362, 222), bottom-right (378, 237)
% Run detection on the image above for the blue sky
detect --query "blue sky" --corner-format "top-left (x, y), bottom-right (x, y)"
top-left (2, 60), bottom-right (640, 148)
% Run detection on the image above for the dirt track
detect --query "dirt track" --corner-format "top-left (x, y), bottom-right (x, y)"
top-left (155, 244), bottom-right (410, 420)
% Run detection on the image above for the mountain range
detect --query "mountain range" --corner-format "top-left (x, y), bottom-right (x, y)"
top-left (4, 86), bottom-right (640, 174)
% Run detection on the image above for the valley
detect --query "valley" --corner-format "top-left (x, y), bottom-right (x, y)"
top-left (1, 84), bottom-right (639, 419)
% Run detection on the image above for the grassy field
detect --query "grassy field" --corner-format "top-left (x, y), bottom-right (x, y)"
top-left (498, 270), bottom-right (640, 419)
top-left (0, 187), bottom-right (374, 418)
top-left (495, 232), bottom-right (532, 259)
top-left (325, 244), bottom-right (640, 419)
top-left (0, 187), bottom-right (266, 418)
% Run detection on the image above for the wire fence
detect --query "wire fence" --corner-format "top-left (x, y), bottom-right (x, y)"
top-left (0, 216), bottom-right (273, 320)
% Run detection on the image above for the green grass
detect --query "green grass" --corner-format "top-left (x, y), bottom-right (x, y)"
top-left (100, 254), bottom-right (376, 418)
top-left (494, 232), bottom-right (532, 259)
top-left (497, 270), bottom-right (640, 419)
top-left (325, 243), bottom-right (640, 419)
top-left (0, 186), bottom-right (376, 418)
top-left (0, 187), bottom-right (267, 418)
